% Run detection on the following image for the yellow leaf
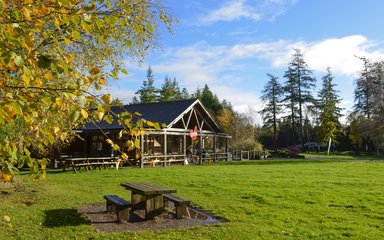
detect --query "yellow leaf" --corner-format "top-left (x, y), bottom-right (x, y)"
top-left (3, 215), bottom-right (11, 222)
top-left (113, 144), bottom-right (120, 151)
top-left (35, 78), bottom-right (43, 87)
top-left (90, 67), bottom-right (100, 75)
top-left (106, 139), bottom-right (113, 145)
top-left (22, 73), bottom-right (30, 87)
top-left (7, 24), bottom-right (13, 34)
top-left (1, 171), bottom-right (13, 182)
top-left (63, 37), bottom-right (71, 46)
top-left (44, 71), bottom-right (54, 80)
top-left (54, 17), bottom-right (61, 29)
top-left (101, 94), bottom-right (112, 104)
top-left (55, 97), bottom-right (63, 106)
top-left (94, 111), bottom-right (104, 121)
top-left (80, 109), bottom-right (88, 119)
top-left (53, 127), bottom-right (60, 136)
top-left (121, 153), bottom-right (128, 160)
top-left (23, 7), bottom-right (31, 21)
top-left (99, 77), bottom-right (107, 86)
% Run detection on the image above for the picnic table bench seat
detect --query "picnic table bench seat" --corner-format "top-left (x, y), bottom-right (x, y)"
top-left (163, 193), bottom-right (190, 219)
top-left (104, 194), bottom-right (131, 222)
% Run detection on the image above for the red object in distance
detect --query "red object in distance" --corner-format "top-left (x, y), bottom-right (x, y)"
top-left (189, 126), bottom-right (198, 140)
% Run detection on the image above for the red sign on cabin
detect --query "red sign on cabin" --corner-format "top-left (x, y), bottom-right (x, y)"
top-left (189, 126), bottom-right (198, 140)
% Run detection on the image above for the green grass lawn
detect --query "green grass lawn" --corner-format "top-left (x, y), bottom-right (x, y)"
top-left (1, 159), bottom-right (384, 239)
top-left (304, 151), bottom-right (384, 160)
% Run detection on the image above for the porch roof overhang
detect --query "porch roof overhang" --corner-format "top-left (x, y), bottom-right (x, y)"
top-left (75, 99), bottom-right (230, 138)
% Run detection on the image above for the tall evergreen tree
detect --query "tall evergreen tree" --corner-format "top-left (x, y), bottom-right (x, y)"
top-left (199, 85), bottom-right (222, 115)
top-left (180, 87), bottom-right (190, 99)
top-left (354, 57), bottom-right (375, 119)
top-left (316, 67), bottom-right (343, 145)
top-left (283, 48), bottom-right (316, 149)
top-left (135, 66), bottom-right (158, 103)
top-left (159, 75), bottom-right (176, 101)
top-left (259, 73), bottom-right (284, 151)
top-left (352, 58), bottom-right (384, 152)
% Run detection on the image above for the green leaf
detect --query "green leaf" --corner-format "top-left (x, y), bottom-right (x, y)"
top-left (146, 23), bottom-right (154, 33)
top-left (14, 55), bottom-right (24, 66)
top-left (71, 14), bottom-right (80, 24)
top-left (105, 115), bottom-right (113, 124)
top-left (154, 122), bottom-right (161, 130)
top-left (24, 147), bottom-right (31, 157)
top-left (70, 110), bottom-right (80, 122)
top-left (83, 14), bottom-right (92, 24)
top-left (37, 55), bottom-right (52, 69)
top-left (97, 103), bottom-right (105, 113)
top-left (121, 68), bottom-right (128, 75)
top-left (136, 119), bottom-right (143, 128)
top-left (23, 66), bottom-right (31, 75)
top-left (134, 138), bottom-right (141, 149)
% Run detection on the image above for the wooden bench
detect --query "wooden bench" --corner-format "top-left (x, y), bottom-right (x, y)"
top-left (163, 194), bottom-right (190, 219)
top-left (104, 195), bottom-right (131, 222)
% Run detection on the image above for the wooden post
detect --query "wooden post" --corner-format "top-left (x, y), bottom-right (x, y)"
top-left (199, 133), bottom-right (203, 164)
top-left (164, 132), bottom-right (167, 167)
top-left (213, 135), bottom-right (217, 162)
top-left (84, 132), bottom-right (88, 157)
top-left (183, 135), bottom-right (186, 156)
top-left (145, 195), bottom-right (163, 220)
top-left (140, 135), bottom-right (144, 168)
top-left (225, 137), bottom-right (229, 161)
top-left (131, 191), bottom-right (146, 211)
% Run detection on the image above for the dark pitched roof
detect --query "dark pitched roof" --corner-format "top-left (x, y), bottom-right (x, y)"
top-left (79, 99), bottom-right (200, 131)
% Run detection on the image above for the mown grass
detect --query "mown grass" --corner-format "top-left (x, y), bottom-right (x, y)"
top-left (1, 159), bottom-right (384, 239)
top-left (304, 151), bottom-right (384, 160)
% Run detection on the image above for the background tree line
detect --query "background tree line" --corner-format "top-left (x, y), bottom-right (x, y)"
top-left (132, 66), bottom-right (262, 151)
top-left (259, 48), bottom-right (344, 151)
top-left (259, 49), bottom-right (384, 154)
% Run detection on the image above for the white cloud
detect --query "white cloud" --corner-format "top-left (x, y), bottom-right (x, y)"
top-left (200, 0), bottom-right (260, 24)
top-left (122, 35), bottom-right (384, 122)
top-left (199, 0), bottom-right (298, 24)
top-left (264, 35), bottom-right (384, 77)
top-left (212, 85), bottom-right (263, 125)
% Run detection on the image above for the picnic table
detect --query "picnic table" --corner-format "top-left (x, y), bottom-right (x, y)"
top-left (120, 182), bottom-right (176, 220)
top-left (61, 156), bottom-right (120, 172)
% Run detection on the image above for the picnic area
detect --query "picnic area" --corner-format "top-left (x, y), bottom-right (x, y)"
top-left (1, 157), bottom-right (384, 239)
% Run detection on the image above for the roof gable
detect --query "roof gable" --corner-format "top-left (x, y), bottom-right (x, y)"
top-left (79, 99), bottom-right (223, 133)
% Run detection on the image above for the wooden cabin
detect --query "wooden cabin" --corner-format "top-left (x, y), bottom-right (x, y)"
top-left (62, 99), bottom-right (231, 167)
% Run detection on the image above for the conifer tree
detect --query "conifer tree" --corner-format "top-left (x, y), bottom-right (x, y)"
top-left (316, 67), bottom-right (343, 145)
top-left (283, 48), bottom-right (316, 149)
top-left (260, 73), bottom-right (284, 151)
top-left (135, 66), bottom-right (158, 103)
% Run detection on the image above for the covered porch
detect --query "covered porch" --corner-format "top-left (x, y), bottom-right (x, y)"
top-left (61, 99), bottom-right (231, 168)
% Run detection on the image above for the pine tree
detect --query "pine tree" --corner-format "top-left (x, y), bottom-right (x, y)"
top-left (259, 73), bottom-right (284, 151)
top-left (316, 67), bottom-right (343, 145)
top-left (354, 57), bottom-right (375, 119)
top-left (199, 85), bottom-right (222, 115)
top-left (135, 66), bottom-right (158, 103)
top-left (180, 87), bottom-right (190, 99)
top-left (352, 58), bottom-right (384, 152)
top-left (283, 48), bottom-right (316, 149)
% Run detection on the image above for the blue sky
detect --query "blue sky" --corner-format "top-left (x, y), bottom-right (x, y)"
top-left (109, 0), bottom-right (384, 124)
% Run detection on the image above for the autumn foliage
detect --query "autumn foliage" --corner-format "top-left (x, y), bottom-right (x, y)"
top-left (0, 0), bottom-right (173, 181)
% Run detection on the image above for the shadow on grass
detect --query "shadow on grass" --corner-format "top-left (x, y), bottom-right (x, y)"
top-left (43, 209), bottom-right (90, 228)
